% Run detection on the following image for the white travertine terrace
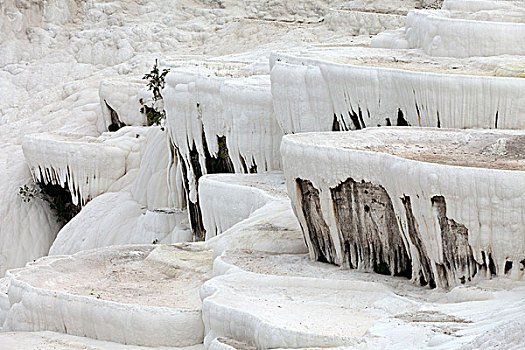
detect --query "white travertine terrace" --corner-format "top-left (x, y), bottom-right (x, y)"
top-left (207, 199), bottom-right (308, 261)
top-left (2, 244), bottom-right (212, 347)
top-left (201, 269), bottom-right (397, 348)
top-left (372, 0), bottom-right (525, 57)
top-left (22, 128), bottom-right (147, 206)
top-left (1, 0), bottom-right (525, 347)
top-left (199, 173), bottom-right (287, 239)
top-left (282, 127), bottom-right (525, 287)
top-left (271, 46), bottom-right (525, 134)
top-left (199, 172), bottom-right (307, 258)
top-left (203, 250), bottom-right (525, 349)
top-left (402, 9), bottom-right (525, 57)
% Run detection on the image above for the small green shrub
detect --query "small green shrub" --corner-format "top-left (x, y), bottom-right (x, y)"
top-left (18, 184), bottom-right (40, 202)
top-left (140, 59), bottom-right (170, 126)
top-left (18, 183), bottom-right (80, 225)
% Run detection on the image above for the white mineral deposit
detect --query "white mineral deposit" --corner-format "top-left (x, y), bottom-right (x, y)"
top-left (0, 0), bottom-right (523, 349)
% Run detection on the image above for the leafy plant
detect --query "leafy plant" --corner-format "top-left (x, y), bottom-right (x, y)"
top-left (217, 137), bottom-right (229, 160)
top-left (140, 59), bottom-right (170, 126)
top-left (18, 184), bottom-right (40, 202)
top-left (18, 183), bottom-right (80, 225)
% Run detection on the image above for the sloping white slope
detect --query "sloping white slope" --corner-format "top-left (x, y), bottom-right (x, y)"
top-left (0, 146), bottom-right (61, 276)
top-left (207, 199), bottom-right (308, 260)
top-left (202, 250), bottom-right (525, 349)
top-left (50, 127), bottom-right (191, 255)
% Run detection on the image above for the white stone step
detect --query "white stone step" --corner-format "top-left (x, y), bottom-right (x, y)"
top-left (199, 172), bottom-right (287, 239)
top-left (2, 244), bottom-right (212, 347)
top-left (0, 331), bottom-right (204, 350)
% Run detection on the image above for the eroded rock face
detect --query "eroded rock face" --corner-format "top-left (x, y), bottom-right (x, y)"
top-left (401, 195), bottom-right (436, 287)
top-left (431, 196), bottom-right (479, 287)
top-left (296, 178), bottom-right (413, 277)
top-left (295, 178), bottom-right (487, 287)
top-left (331, 178), bottom-right (411, 277)
top-left (296, 179), bottom-right (334, 263)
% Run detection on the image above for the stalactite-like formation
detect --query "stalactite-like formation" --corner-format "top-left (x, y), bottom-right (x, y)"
top-left (331, 178), bottom-right (411, 277)
top-left (164, 70), bottom-right (283, 240)
top-left (296, 179), bottom-right (334, 263)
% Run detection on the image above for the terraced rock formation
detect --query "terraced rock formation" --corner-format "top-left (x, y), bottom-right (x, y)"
top-left (282, 128), bottom-right (525, 287)
top-left (1, 0), bottom-right (524, 348)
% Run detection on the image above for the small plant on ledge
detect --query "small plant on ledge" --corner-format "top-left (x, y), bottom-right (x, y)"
top-left (19, 183), bottom-right (81, 225)
top-left (140, 59), bottom-right (170, 126)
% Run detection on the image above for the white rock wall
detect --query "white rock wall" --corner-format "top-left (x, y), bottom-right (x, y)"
top-left (3, 247), bottom-right (205, 347)
top-left (325, 10), bottom-right (405, 35)
top-left (271, 54), bottom-right (525, 133)
top-left (98, 79), bottom-right (148, 132)
top-left (164, 68), bottom-right (284, 238)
